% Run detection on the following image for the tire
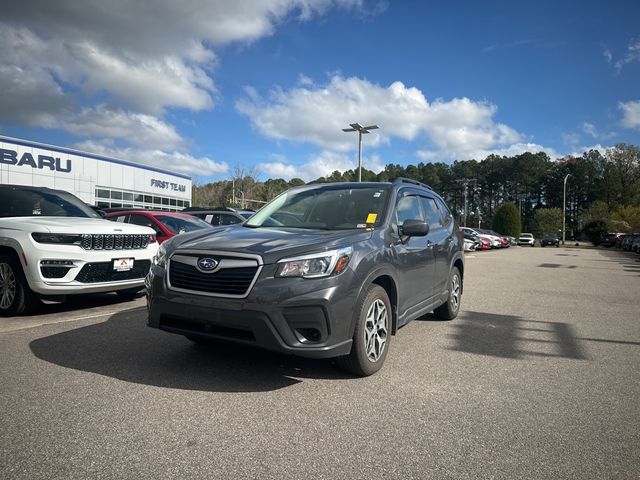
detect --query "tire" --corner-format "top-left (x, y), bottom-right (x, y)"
top-left (0, 254), bottom-right (38, 317)
top-left (116, 287), bottom-right (142, 300)
top-left (337, 284), bottom-right (391, 376)
top-left (433, 266), bottom-right (462, 320)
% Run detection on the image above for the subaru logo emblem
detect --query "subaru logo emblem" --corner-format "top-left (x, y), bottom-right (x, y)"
top-left (197, 257), bottom-right (218, 272)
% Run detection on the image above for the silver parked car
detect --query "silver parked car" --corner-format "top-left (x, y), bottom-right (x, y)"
top-left (518, 233), bottom-right (535, 247)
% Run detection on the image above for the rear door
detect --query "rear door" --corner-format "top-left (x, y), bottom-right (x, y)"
top-left (420, 195), bottom-right (451, 295)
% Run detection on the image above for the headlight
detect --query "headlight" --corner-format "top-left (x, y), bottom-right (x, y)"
top-left (276, 247), bottom-right (352, 279)
top-left (32, 233), bottom-right (83, 245)
top-left (152, 243), bottom-right (168, 268)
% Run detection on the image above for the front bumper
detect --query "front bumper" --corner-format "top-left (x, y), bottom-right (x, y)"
top-left (146, 264), bottom-right (358, 359)
top-left (23, 241), bottom-right (157, 295)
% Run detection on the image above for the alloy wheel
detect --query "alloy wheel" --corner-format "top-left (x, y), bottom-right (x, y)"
top-left (364, 299), bottom-right (388, 362)
top-left (0, 262), bottom-right (17, 310)
top-left (450, 273), bottom-right (460, 312)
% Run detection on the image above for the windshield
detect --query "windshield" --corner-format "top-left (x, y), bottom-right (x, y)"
top-left (0, 187), bottom-right (100, 218)
top-left (246, 185), bottom-right (391, 230)
top-left (156, 215), bottom-right (212, 234)
top-left (520, 233), bottom-right (533, 238)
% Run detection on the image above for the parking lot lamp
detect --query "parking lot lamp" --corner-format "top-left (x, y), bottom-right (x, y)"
top-left (342, 123), bottom-right (379, 182)
top-left (562, 173), bottom-right (572, 244)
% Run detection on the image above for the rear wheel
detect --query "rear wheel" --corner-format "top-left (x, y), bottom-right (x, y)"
top-left (434, 266), bottom-right (462, 320)
top-left (337, 284), bottom-right (391, 376)
top-left (0, 254), bottom-right (37, 317)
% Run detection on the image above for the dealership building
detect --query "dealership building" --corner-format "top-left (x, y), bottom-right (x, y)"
top-left (0, 135), bottom-right (192, 211)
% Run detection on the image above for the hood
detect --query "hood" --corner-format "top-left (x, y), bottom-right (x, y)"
top-left (168, 224), bottom-right (373, 264)
top-left (1, 216), bottom-right (155, 235)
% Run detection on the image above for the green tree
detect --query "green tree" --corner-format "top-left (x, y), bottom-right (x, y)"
top-left (583, 220), bottom-right (608, 245)
top-left (532, 208), bottom-right (563, 238)
top-left (492, 203), bottom-right (521, 237)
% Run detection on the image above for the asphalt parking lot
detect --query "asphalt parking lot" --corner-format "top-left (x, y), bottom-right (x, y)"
top-left (1, 247), bottom-right (639, 480)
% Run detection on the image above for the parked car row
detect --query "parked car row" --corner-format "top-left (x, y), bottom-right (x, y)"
top-left (612, 233), bottom-right (640, 253)
top-left (460, 227), bottom-right (514, 251)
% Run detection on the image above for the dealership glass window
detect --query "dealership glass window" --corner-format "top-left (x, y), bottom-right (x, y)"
top-left (184, 201), bottom-right (190, 208)
top-left (144, 195), bottom-right (152, 203)
top-left (97, 201), bottom-right (109, 208)
top-left (134, 194), bottom-right (144, 202)
top-left (111, 202), bottom-right (122, 208)
top-left (162, 197), bottom-right (169, 205)
top-left (177, 200), bottom-right (184, 207)
top-left (170, 198), bottom-right (177, 206)
top-left (122, 192), bottom-right (133, 201)
top-left (96, 189), bottom-right (110, 199)
top-left (152, 196), bottom-right (160, 204)
top-left (111, 191), bottom-right (123, 200)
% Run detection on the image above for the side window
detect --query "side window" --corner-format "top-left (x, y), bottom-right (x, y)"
top-left (219, 214), bottom-right (241, 225)
top-left (395, 195), bottom-right (424, 225)
top-left (130, 214), bottom-right (161, 235)
top-left (435, 198), bottom-right (452, 226)
top-left (421, 197), bottom-right (443, 229)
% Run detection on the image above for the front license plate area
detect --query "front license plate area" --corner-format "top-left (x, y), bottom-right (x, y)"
top-left (113, 258), bottom-right (135, 272)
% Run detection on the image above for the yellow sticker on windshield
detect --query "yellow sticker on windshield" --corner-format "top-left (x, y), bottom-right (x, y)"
top-left (366, 213), bottom-right (378, 223)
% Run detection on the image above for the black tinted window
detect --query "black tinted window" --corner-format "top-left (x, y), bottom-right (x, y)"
top-left (0, 187), bottom-right (99, 218)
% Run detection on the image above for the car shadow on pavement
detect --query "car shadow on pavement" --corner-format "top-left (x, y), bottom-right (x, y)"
top-left (29, 309), bottom-right (355, 393)
top-left (443, 310), bottom-right (589, 360)
top-left (31, 292), bottom-right (142, 316)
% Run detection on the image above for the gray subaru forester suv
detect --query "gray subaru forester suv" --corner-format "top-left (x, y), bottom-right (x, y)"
top-left (146, 178), bottom-right (464, 375)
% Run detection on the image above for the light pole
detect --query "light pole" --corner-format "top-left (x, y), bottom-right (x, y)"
top-left (342, 123), bottom-right (379, 182)
top-left (562, 173), bottom-right (571, 245)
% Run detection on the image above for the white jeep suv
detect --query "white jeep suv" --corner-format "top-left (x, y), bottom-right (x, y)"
top-left (0, 185), bottom-right (158, 316)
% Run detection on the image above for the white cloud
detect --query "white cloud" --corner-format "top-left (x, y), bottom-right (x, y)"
top-left (0, 1), bottom-right (368, 117)
top-left (568, 144), bottom-right (608, 158)
top-left (0, 65), bottom-right (68, 127)
top-left (614, 38), bottom-right (640, 73)
top-left (257, 150), bottom-right (384, 181)
top-left (64, 106), bottom-right (184, 150)
top-left (73, 140), bottom-right (229, 177)
top-left (238, 74), bottom-right (531, 161)
top-left (417, 142), bottom-right (562, 162)
top-left (581, 121), bottom-right (616, 141)
top-left (0, 1), bottom-right (373, 156)
top-left (619, 100), bottom-right (640, 130)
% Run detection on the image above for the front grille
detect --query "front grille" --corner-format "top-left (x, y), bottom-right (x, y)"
top-left (75, 260), bottom-right (151, 283)
top-left (81, 234), bottom-right (148, 250)
top-left (169, 261), bottom-right (258, 296)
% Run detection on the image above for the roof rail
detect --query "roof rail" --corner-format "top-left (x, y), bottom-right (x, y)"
top-left (392, 177), bottom-right (433, 190)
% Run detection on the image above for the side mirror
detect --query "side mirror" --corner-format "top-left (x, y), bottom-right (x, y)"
top-left (401, 219), bottom-right (429, 237)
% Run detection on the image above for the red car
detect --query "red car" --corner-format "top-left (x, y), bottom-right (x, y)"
top-left (106, 210), bottom-right (212, 244)
top-left (479, 238), bottom-right (491, 250)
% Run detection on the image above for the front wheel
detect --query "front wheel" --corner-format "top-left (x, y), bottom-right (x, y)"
top-left (434, 266), bottom-right (462, 320)
top-left (0, 254), bottom-right (37, 317)
top-left (337, 284), bottom-right (391, 376)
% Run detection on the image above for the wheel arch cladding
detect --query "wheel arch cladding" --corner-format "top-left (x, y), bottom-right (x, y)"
top-left (372, 275), bottom-right (398, 334)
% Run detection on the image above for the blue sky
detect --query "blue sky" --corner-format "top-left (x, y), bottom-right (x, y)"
top-left (1, 0), bottom-right (639, 183)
